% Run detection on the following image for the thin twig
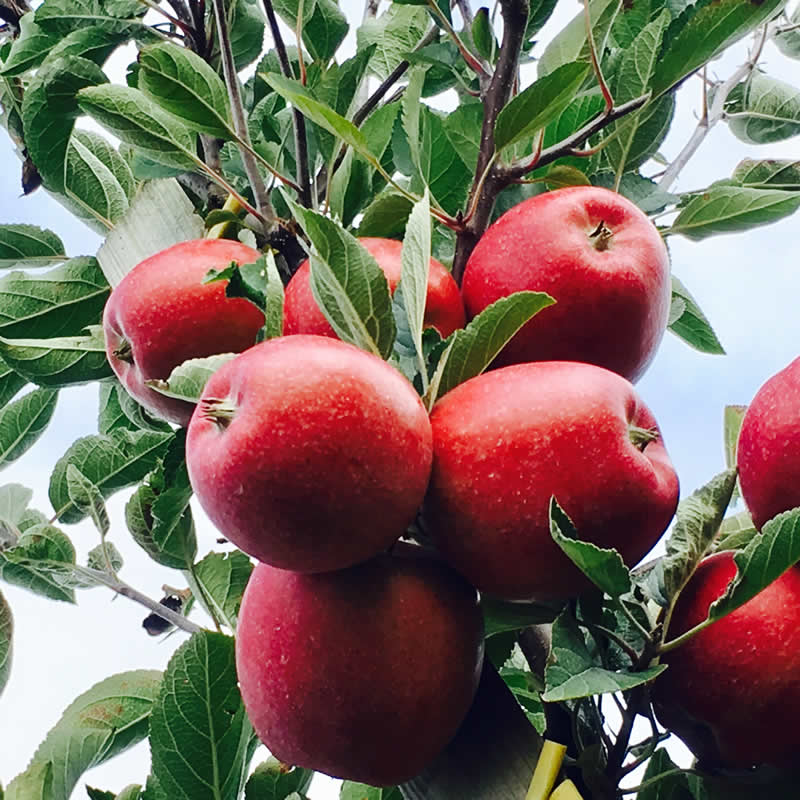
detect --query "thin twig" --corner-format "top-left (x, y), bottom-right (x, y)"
top-left (211, 0), bottom-right (277, 232)
top-left (658, 24), bottom-right (769, 191)
top-left (262, 0), bottom-right (312, 206)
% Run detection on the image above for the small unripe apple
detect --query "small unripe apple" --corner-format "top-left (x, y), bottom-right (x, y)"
top-left (461, 186), bottom-right (671, 382)
top-left (283, 237), bottom-right (466, 339)
top-left (235, 555), bottom-right (485, 786)
top-left (737, 356), bottom-right (800, 529)
top-left (186, 335), bottom-right (433, 572)
top-left (654, 552), bottom-right (800, 769)
top-left (424, 361), bottom-right (679, 601)
top-left (103, 239), bottom-right (265, 426)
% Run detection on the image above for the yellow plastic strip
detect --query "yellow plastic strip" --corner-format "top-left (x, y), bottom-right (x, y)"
top-left (206, 195), bottom-right (244, 240)
top-left (525, 740), bottom-right (567, 800)
top-left (550, 779), bottom-right (584, 800)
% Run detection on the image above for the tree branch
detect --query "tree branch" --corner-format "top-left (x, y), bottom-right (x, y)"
top-left (211, 0), bottom-right (277, 231)
top-left (451, 0), bottom-right (529, 283)
top-left (262, 0), bottom-right (312, 207)
top-left (658, 24), bottom-right (769, 192)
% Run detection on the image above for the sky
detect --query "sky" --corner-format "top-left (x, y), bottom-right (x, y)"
top-left (1, 1), bottom-right (800, 797)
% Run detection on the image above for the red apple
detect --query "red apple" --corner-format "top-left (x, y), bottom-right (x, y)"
top-left (737, 356), bottom-right (800, 530)
top-left (654, 551), bottom-right (800, 769)
top-left (424, 361), bottom-right (679, 601)
top-left (283, 236), bottom-right (465, 339)
top-left (185, 335), bottom-right (433, 573)
top-left (235, 555), bottom-right (485, 786)
top-left (103, 239), bottom-right (265, 426)
top-left (461, 186), bottom-right (671, 382)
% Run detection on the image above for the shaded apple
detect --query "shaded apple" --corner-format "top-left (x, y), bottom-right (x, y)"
top-left (737, 355), bottom-right (800, 530)
top-left (654, 551), bottom-right (800, 769)
top-left (283, 236), bottom-right (465, 339)
top-left (235, 554), bottom-right (485, 786)
top-left (424, 361), bottom-right (679, 601)
top-left (461, 186), bottom-right (671, 382)
top-left (103, 238), bottom-right (265, 426)
top-left (186, 335), bottom-right (433, 572)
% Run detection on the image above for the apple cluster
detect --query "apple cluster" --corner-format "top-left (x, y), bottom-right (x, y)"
top-left (103, 186), bottom-right (687, 784)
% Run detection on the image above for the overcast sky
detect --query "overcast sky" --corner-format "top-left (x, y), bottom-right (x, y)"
top-left (1, 2), bottom-right (800, 797)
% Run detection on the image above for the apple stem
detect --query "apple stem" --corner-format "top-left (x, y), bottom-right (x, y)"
top-left (113, 340), bottom-right (134, 364)
top-left (628, 425), bottom-right (659, 451)
top-left (588, 221), bottom-right (614, 251)
top-left (201, 397), bottom-right (238, 428)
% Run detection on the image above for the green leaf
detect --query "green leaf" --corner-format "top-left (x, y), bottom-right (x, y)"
top-left (725, 70), bottom-right (800, 145)
top-left (86, 787), bottom-right (115, 800)
top-left (358, 190), bottom-right (414, 238)
top-left (229, 0), bottom-right (266, 69)
top-left (668, 274), bottom-right (725, 355)
top-left (49, 428), bottom-right (173, 524)
top-left (147, 353), bottom-right (237, 403)
top-left (549, 498), bottom-right (632, 597)
top-left (641, 469), bottom-right (737, 608)
top-left (731, 158), bottom-right (800, 189)
top-left (138, 43), bottom-right (233, 139)
top-left (5, 670), bottom-right (161, 800)
top-left (723, 404), bottom-right (746, 474)
top-left (402, 66), bottom-right (426, 177)
top-left (441, 100), bottom-right (483, 175)
top-left (714, 510), bottom-right (756, 553)
top-left (0, 257), bottom-right (109, 339)
top-left (262, 73), bottom-right (375, 163)
top-left (537, 0), bottom-right (621, 77)
top-left (340, 784), bottom-right (401, 800)
top-left (86, 541), bottom-right (123, 574)
top-left (425, 291), bottom-right (554, 408)
top-left (0, 325), bottom-right (113, 387)
top-left (188, 551), bottom-right (253, 631)
top-left (543, 608), bottom-right (665, 701)
top-left (494, 62), bottom-right (591, 152)
top-left (98, 381), bottom-right (172, 435)
top-left (775, 6), bottom-right (800, 59)
top-left (66, 464), bottom-right (110, 537)
top-left (356, 5), bottom-right (429, 81)
top-left (62, 130), bottom-right (136, 232)
top-left (651, 0), bottom-right (786, 97)
top-left (283, 196), bottom-right (396, 358)
top-left (149, 632), bottom-right (254, 800)
top-left (0, 225), bottom-right (65, 269)
top-left (400, 190), bottom-right (431, 373)
top-left (481, 596), bottom-right (561, 637)
top-left (0, 14), bottom-right (59, 77)
top-left (669, 185), bottom-right (800, 240)
top-left (115, 786), bottom-right (143, 800)
top-left (0, 388), bottom-right (58, 467)
top-left (78, 84), bottom-right (198, 171)
top-left (271, 0), bottom-right (317, 28)
top-left (0, 588), bottom-right (11, 699)
top-left (709, 507), bottom-right (800, 622)
top-left (244, 758), bottom-right (313, 800)
top-left (472, 8), bottom-right (497, 62)
top-left (303, 0), bottom-right (349, 63)
top-left (0, 484), bottom-right (34, 527)
top-left (34, 0), bottom-right (144, 36)
top-left (635, 748), bottom-right (701, 800)
top-left (0, 523), bottom-right (77, 602)
top-left (96, 178), bottom-right (204, 288)
top-left (42, 25), bottom-right (124, 69)
top-left (21, 55), bottom-right (109, 192)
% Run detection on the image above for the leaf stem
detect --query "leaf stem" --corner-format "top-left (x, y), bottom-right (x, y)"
top-left (426, 0), bottom-right (489, 78)
top-left (583, 0), bottom-right (614, 111)
top-left (658, 616), bottom-right (713, 654)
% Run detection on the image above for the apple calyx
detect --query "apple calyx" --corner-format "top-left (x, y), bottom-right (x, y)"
top-left (200, 396), bottom-right (238, 427)
top-left (588, 220), bottom-right (614, 252)
top-left (113, 339), bottom-right (134, 364)
top-left (628, 424), bottom-right (660, 451)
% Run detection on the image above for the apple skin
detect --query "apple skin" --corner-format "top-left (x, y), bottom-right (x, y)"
top-left (185, 335), bottom-right (433, 573)
top-left (654, 551), bottom-right (800, 769)
top-left (423, 361), bottom-right (679, 601)
top-left (461, 186), bottom-right (671, 382)
top-left (103, 239), bottom-right (265, 426)
top-left (737, 356), bottom-right (800, 530)
top-left (283, 237), bottom-right (466, 339)
top-left (235, 555), bottom-right (485, 786)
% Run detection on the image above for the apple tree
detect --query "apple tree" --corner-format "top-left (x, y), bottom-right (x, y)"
top-left (1, 0), bottom-right (800, 796)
